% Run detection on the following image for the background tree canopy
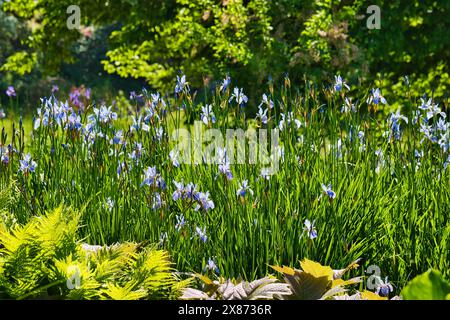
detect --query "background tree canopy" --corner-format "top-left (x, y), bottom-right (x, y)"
top-left (1, 0), bottom-right (449, 106)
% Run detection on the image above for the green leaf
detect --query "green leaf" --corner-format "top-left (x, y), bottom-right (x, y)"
top-left (401, 270), bottom-right (450, 300)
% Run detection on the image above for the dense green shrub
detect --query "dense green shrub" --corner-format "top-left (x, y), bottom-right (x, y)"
top-left (1, 0), bottom-right (449, 104)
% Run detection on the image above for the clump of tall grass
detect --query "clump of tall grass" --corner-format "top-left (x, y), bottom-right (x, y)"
top-left (0, 74), bottom-right (448, 293)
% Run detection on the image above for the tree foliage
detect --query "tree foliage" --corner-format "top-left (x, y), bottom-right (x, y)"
top-left (1, 0), bottom-right (449, 98)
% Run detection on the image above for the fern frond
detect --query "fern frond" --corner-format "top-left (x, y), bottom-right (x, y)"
top-left (0, 179), bottom-right (20, 212)
top-left (101, 283), bottom-right (147, 300)
top-left (0, 206), bottom-right (79, 298)
top-left (0, 206), bottom-right (184, 300)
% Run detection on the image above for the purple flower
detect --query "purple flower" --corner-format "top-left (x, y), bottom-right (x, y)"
top-left (85, 88), bottom-right (91, 100)
top-left (175, 74), bottom-right (189, 95)
top-left (436, 118), bottom-right (448, 132)
top-left (334, 75), bottom-right (350, 92)
top-left (172, 181), bottom-right (216, 213)
top-left (51, 85), bottom-right (59, 93)
top-left (129, 142), bottom-right (144, 162)
top-left (169, 150), bottom-right (180, 167)
top-left (117, 161), bottom-right (126, 177)
top-left (201, 104), bottom-right (216, 125)
top-left (204, 258), bottom-right (219, 274)
top-left (67, 112), bottom-right (82, 131)
top-left (303, 219), bottom-right (318, 239)
top-left (19, 153), bottom-right (37, 174)
top-left (217, 148), bottom-right (233, 180)
top-left (69, 89), bottom-right (83, 108)
top-left (185, 183), bottom-right (199, 200)
top-left (375, 277), bottom-right (394, 296)
top-left (160, 232), bottom-right (168, 244)
top-left (131, 115), bottom-right (150, 132)
top-left (154, 126), bottom-right (164, 141)
top-left (229, 87), bottom-right (248, 106)
top-left (150, 92), bottom-right (166, 108)
top-left (418, 97), bottom-right (432, 111)
top-left (90, 105), bottom-right (117, 124)
top-left (237, 180), bottom-right (254, 197)
top-left (195, 226), bottom-right (208, 242)
top-left (6, 86), bottom-right (16, 97)
top-left (341, 97), bottom-right (357, 113)
top-left (278, 112), bottom-right (301, 130)
top-left (142, 166), bottom-right (157, 185)
top-left (321, 183), bottom-right (336, 200)
top-left (426, 103), bottom-right (446, 120)
top-left (110, 130), bottom-right (124, 145)
top-left (218, 162), bottom-right (233, 180)
top-left (387, 109), bottom-right (408, 141)
top-left (389, 109), bottom-right (408, 124)
top-left (1, 147), bottom-right (8, 165)
top-left (142, 166), bottom-right (165, 189)
top-left (220, 75), bottom-right (231, 93)
top-left (195, 192), bottom-right (215, 211)
top-left (172, 180), bottom-right (185, 201)
top-left (256, 107), bottom-right (268, 124)
top-left (367, 88), bottom-right (387, 105)
top-left (358, 130), bottom-right (365, 141)
top-left (419, 124), bottom-right (437, 143)
top-left (175, 214), bottom-right (186, 231)
top-left (152, 192), bottom-right (162, 210)
top-left (1, 154), bottom-right (8, 165)
top-left (258, 93), bottom-right (274, 109)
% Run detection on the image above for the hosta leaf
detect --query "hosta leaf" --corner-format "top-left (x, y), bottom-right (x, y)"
top-left (218, 280), bottom-right (236, 299)
top-left (219, 277), bottom-right (291, 300)
top-left (321, 285), bottom-right (347, 300)
top-left (233, 277), bottom-right (291, 300)
top-left (181, 288), bottom-right (213, 300)
top-left (182, 277), bottom-right (291, 300)
top-left (333, 293), bottom-right (363, 300)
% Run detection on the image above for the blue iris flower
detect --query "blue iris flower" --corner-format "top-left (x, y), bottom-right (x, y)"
top-left (19, 153), bottom-right (37, 174)
top-left (303, 219), bottom-right (318, 239)
top-left (195, 226), bottom-right (208, 243)
top-left (175, 74), bottom-right (189, 95)
top-left (229, 87), bottom-right (248, 106)
top-left (220, 75), bottom-right (231, 93)
top-left (321, 183), bottom-right (336, 200)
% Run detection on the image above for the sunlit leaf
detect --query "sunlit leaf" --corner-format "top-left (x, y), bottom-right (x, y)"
top-left (300, 259), bottom-right (333, 281)
top-left (401, 270), bottom-right (450, 300)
